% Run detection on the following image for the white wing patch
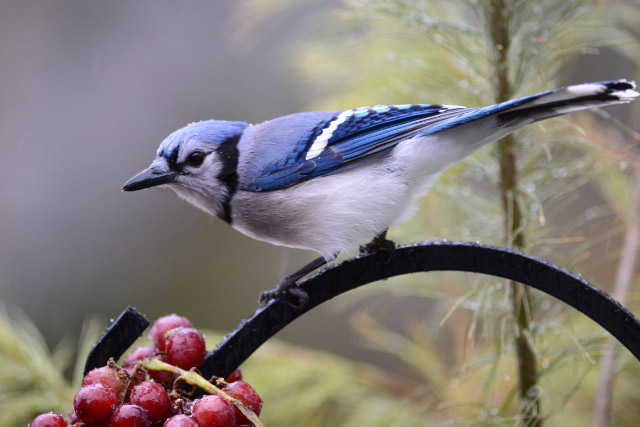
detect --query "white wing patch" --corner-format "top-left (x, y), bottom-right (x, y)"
top-left (304, 105), bottom-right (419, 161)
top-left (306, 109), bottom-right (353, 160)
top-left (303, 103), bottom-right (466, 161)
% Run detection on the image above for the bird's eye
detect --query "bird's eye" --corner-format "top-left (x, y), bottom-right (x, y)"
top-left (187, 151), bottom-right (206, 167)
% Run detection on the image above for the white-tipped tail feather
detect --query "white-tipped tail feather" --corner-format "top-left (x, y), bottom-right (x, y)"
top-left (513, 80), bottom-right (638, 109)
top-left (420, 79), bottom-right (639, 142)
top-left (505, 79), bottom-right (638, 119)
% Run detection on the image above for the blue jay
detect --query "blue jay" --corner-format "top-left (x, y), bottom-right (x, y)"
top-left (123, 80), bottom-right (638, 306)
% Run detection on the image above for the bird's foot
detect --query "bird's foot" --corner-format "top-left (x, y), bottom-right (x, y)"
top-left (259, 256), bottom-right (326, 309)
top-left (258, 277), bottom-right (309, 309)
top-left (359, 235), bottom-right (396, 262)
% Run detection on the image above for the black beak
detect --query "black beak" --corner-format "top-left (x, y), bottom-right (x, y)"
top-left (122, 167), bottom-right (178, 192)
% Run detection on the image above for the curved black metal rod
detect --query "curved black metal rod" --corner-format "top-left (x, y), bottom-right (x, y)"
top-left (84, 306), bottom-right (149, 375)
top-left (199, 241), bottom-right (640, 378)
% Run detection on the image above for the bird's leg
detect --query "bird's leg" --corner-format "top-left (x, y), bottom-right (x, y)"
top-left (259, 256), bottom-right (327, 308)
top-left (359, 229), bottom-right (396, 260)
top-left (259, 231), bottom-right (395, 308)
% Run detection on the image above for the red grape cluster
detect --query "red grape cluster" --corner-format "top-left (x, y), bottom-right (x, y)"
top-left (29, 314), bottom-right (262, 427)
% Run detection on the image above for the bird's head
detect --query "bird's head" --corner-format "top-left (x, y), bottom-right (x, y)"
top-left (123, 120), bottom-right (248, 220)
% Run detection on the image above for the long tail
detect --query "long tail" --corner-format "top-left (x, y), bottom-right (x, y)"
top-left (415, 80), bottom-right (638, 169)
top-left (422, 79), bottom-right (638, 138)
top-left (494, 79), bottom-right (639, 124)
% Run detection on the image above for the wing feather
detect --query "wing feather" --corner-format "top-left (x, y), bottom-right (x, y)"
top-left (246, 104), bottom-right (470, 191)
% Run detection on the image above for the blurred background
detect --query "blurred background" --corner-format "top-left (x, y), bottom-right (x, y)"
top-left (1, 0), bottom-right (639, 425)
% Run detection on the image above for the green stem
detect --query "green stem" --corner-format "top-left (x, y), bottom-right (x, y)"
top-left (142, 358), bottom-right (264, 427)
top-left (488, 1), bottom-right (541, 425)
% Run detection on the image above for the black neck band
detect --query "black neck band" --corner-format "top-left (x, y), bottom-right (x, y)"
top-left (216, 134), bottom-right (241, 224)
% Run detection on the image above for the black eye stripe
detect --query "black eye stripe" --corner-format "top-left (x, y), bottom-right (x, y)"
top-left (167, 150), bottom-right (210, 173)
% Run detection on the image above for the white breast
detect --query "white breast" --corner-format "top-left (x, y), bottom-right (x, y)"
top-left (231, 162), bottom-right (421, 260)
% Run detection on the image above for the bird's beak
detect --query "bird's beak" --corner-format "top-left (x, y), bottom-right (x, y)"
top-left (122, 166), bottom-right (178, 192)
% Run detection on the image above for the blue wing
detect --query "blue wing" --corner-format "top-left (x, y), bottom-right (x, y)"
top-left (245, 104), bottom-right (469, 191)
top-left (243, 80), bottom-right (638, 191)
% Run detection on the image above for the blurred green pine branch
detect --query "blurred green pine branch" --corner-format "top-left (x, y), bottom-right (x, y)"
top-left (231, 0), bottom-right (640, 424)
top-left (0, 307), bottom-right (76, 426)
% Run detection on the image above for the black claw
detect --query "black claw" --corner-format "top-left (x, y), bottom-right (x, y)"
top-left (258, 279), bottom-right (309, 309)
top-left (259, 256), bottom-right (326, 308)
top-left (258, 290), bottom-right (276, 307)
top-left (360, 236), bottom-right (397, 262)
top-left (286, 286), bottom-right (309, 309)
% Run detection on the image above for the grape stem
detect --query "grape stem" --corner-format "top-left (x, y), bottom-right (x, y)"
top-left (142, 358), bottom-right (264, 427)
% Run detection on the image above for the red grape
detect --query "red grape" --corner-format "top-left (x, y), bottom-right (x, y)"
top-left (165, 327), bottom-right (206, 369)
top-left (122, 367), bottom-right (146, 403)
top-left (149, 354), bottom-right (176, 385)
top-left (129, 381), bottom-right (171, 423)
top-left (123, 346), bottom-right (174, 385)
top-left (150, 314), bottom-right (193, 351)
top-left (33, 314), bottom-right (264, 427)
top-left (29, 412), bottom-right (66, 427)
top-left (193, 395), bottom-right (235, 426)
top-left (180, 399), bottom-right (195, 416)
top-left (124, 346), bottom-right (156, 366)
top-left (110, 404), bottom-right (150, 427)
top-left (163, 414), bottom-right (200, 426)
top-left (82, 366), bottom-right (126, 396)
top-left (225, 369), bottom-right (242, 383)
top-left (73, 384), bottom-right (118, 424)
top-left (223, 381), bottom-right (262, 426)
top-left (68, 410), bottom-right (80, 425)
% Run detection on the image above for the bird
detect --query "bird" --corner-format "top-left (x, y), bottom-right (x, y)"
top-left (123, 79), bottom-right (639, 306)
